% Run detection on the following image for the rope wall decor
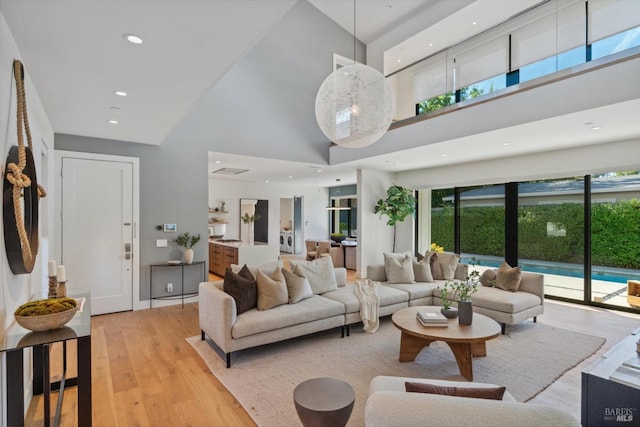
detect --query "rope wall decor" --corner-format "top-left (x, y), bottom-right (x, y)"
top-left (3, 59), bottom-right (46, 274)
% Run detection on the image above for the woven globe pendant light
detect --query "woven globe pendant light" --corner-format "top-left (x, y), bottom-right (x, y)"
top-left (315, 63), bottom-right (394, 148)
top-left (315, 0), bottom-right (394, 149)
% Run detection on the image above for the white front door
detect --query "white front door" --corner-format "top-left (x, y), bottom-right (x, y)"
top-left (60, 155), bottom-right (137, 315)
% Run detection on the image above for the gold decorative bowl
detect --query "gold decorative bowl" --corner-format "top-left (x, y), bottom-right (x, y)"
top-left (15, 305), bottom-right (79, 332)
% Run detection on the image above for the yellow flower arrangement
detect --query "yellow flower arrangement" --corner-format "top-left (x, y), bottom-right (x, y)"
top-left (430, 242), bottom-right (444, 253)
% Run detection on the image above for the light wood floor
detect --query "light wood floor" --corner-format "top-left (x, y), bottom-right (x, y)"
top-left (26, 276), bottom-right (640, 426)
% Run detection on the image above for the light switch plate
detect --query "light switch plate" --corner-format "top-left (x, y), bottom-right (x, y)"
top-left (156, 239), bottom-right (168, 247)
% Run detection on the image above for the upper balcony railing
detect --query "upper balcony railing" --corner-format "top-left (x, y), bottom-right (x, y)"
top-left (387, 0), bottom-right (640, 125)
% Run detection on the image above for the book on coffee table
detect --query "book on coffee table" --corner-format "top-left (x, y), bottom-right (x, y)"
top-left (417, 311), bottom-right (448, 323)
top-left (417, 315), bottom-right (449, 327)
top-left (416, 311), bottom-right (448, 327)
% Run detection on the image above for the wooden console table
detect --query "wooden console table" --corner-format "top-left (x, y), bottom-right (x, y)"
top-left (0, 292), bottom-right (92, 427)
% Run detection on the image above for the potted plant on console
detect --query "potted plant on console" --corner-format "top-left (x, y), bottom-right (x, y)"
top-left (174, 232), bottom-right (201, 264)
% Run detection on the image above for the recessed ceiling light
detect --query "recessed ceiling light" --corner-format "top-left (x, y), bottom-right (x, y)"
top-left (440, 154), bottom-right (448, 157)
top-left (592, 126), bottom-right (603, 131)
top-left (264, 180), bottom-right (270, 183)
top-left (503, 142), bottom-right (511, 146)
top-left (472, 21), bottom-right (477, 25)
top-left (429, 43), bottom-right (433, 47)
top-left (397, 59), bottom-right (401, 63)
top-left (394, 161), bottom-right (400, 165)
top-left (123, 34), bottom-right (143, 45)
top-left (114, 90), bottom-right (127, 97)
top-left (288, 175), bottom-right (293, 179)
top-left (215, 160), bottom-right (221, 164)
top-left (108, 119), bottom-right (119, 125)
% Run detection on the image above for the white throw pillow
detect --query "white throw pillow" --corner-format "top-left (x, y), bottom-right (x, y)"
top-left (232, 260), bottom-right (283, 281)
top-left (288, 256), bottom-right (337, 294)
top-left (283, 268), bottom-right (313, 303)
top-left (383, 252), bottom-right (416, 284)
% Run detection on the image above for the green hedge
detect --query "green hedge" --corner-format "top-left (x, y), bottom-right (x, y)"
top-left (431, 199), bottom-right (640, 269)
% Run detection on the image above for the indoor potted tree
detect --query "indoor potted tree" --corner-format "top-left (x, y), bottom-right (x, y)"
top-left (374, 185), bottom-right (416, 252)
top-left (174, 232), bottom-right (201, 264)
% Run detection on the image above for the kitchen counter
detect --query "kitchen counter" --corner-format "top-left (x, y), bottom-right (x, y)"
top-left (208, 240), bottom-right (279, 276)
top-left (208, 239), bottom-right (268, 248)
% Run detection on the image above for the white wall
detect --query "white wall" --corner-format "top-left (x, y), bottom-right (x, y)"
top-left (358, 169), bottom-right (395, 277)
top-left (1, 10), bottom-right (54, 425)
top-left (208, 178), bottom-right (329, 250)
top-left (396, 139), bottom-right (640, 190)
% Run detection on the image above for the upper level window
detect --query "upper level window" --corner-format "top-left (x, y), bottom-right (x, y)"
top-left (591, 27), bottom-right (640, 60)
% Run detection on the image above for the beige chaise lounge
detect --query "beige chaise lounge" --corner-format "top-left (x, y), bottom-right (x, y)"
top-left (367, 263), bottom-right (544, 334)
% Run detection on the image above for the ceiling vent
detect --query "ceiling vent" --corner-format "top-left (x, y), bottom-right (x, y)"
top-left (212, 168), bottom-right (249, 175)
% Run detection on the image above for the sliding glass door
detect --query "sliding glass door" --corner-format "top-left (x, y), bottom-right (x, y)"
top-left (428, 172), bottom-right (640, 314)
top-left (518, 178), bottom-right (585, 300)
top-left (590, 172), bottom-right (640, 308)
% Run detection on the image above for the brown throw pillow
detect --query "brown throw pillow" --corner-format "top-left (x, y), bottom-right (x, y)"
top-left (496, 261), bottom-right (522, 292)
top-left (405, 382), bottom-right (506, 400)
top-left (237, 264), bottom-right (255, 282)
top-left (223, 266), bottom-right (257, 315)
top-left (479, 269), bottom-right (497, 287)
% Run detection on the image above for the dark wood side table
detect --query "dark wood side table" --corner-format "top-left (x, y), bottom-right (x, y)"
top-left (293, 377), bottom-right (355, 427)
top-left (1, 292), bottom-right (92, 427)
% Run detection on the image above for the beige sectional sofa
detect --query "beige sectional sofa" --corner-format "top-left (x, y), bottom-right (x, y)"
top-left (199, 258), bottom-right (544, 367)
top-left (365, 376), bottom-right (581, 427)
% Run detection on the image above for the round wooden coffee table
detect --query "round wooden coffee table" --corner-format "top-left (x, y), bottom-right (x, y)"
top-left (293, 377), bottom-right (355, 427)
top-left (391, 306), bottom-right (501, 381)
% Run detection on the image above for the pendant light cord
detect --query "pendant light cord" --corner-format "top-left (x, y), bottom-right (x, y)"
top-left (353, 0), bottom-right (356, 64)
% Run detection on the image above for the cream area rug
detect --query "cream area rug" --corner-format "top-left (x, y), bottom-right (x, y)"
top-left (187, 318), bottom-right (604, 427)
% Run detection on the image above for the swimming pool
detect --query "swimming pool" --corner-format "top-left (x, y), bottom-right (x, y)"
top-left (460, 256), bottom-right (639, 284)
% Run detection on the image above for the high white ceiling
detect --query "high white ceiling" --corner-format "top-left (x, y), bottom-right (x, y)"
top-left (308, 0), bottom-right (436, 45)
top-left (2, 0), bottom-right (638, 189)
top-left (0, 0), bottom-right (297, 145)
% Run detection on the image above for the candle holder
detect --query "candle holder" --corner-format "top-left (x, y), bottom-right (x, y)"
top-left (57, 281), bottom-right (67, 298)
top-left (48, 276), bottom-right (59, 298)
